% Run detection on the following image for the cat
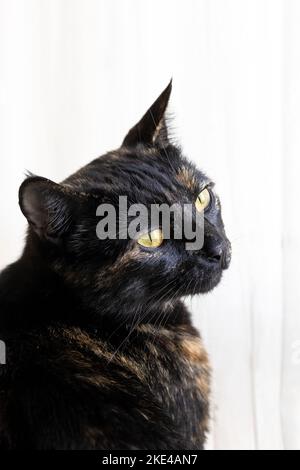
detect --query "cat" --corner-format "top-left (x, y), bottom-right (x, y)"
top-left (0, 81), bottom-right (231, 450)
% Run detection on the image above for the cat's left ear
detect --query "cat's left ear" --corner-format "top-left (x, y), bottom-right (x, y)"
top-left (122, 80), bottom-right (172, 148)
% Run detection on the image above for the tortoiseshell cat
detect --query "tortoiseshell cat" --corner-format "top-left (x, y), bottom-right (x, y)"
top-left (0, 82), bottom-right (231, 450)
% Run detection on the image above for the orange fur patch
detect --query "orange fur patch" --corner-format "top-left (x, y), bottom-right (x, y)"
top-left (180, 337), bottom-right (208, 363)
top-left (176, 167), bottom-right (198, 191)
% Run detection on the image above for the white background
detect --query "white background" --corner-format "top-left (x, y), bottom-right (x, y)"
top-left (0, 0), bottom-right (300, 450)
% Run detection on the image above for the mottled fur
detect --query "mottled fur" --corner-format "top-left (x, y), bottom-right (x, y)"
top-left (0, 82), bottom-right (230, 449)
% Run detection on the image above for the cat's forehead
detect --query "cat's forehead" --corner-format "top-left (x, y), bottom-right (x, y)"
top-left (64, 145), bottom-right (209, 203)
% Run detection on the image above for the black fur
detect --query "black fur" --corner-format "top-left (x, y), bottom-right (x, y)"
top-left (0, 82), bottom-right (231, 449)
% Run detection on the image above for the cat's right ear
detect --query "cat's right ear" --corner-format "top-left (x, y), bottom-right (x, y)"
top-left (19, 176), bottom-right (74, 243)
top-left (122, 80), bottom-right (172, 148)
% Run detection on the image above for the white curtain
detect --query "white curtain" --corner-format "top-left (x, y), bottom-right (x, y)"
top-left (0, 0), bottom-right (299, 450)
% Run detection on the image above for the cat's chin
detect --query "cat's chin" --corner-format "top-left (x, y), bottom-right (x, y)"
top-left (196, 269), bottom-right (223, 293)
top-left (183, 265), bottom-right (223, 295)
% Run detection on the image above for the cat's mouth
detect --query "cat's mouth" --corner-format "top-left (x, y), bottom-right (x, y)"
top-left (192, 239), bottom-right (231, 293)
top-left (194, 263), bottom-right (223, 293)
top-left (179, 255), bottom-right (226, 296)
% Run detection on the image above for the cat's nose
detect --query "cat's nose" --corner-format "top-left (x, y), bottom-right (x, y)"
top-left (205, 239), bottom-right (231, 269)
top-left (221, 242), bottom-right (231, 269)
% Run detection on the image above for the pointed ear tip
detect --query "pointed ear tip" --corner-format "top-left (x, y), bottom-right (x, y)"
top-left (165, 78), bottom-right (173, 95)
top-left (122, 81), bottom-right (173, 147)
top-left (160, 79), bottom-right (172, 106)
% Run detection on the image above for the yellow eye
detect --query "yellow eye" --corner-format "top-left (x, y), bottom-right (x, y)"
top-left (137, 229), bottom-right (164, 248)
top-left (195, 188), bottom-right (210, 212)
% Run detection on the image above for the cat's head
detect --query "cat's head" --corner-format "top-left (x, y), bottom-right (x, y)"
top-left (19, 82), bottom-right (231, 317)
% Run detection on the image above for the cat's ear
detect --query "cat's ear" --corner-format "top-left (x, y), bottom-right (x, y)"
top-left (19, 176), bottom-right (74, 243)
top-left (122, 80), bottom-right (172, 148)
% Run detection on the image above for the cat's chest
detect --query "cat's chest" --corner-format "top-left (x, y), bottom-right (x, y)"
top-left (10, 324), bottom-right (210, 448)
top-left (134, 325), bottom-right (211, 445)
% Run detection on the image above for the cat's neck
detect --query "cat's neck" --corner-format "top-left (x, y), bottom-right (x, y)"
top-left (0, 248), bottom-right (190, 333)
top-left (0, 252), bottom-right (69, 328)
